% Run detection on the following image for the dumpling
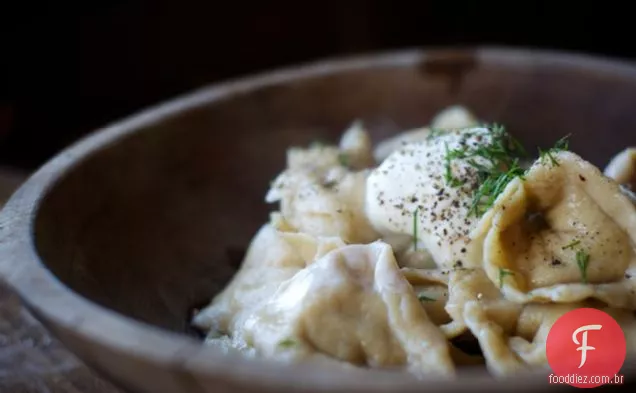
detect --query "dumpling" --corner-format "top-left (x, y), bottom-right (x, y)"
top-left (439, 268), bottom-right (524, 375)
top-left (373, 106), bottom-right (478, 162)
top-left (465, 300), bottom-right (636, 376)
top-left (471, 151), bottom-right (636, 308)
top-left (339, 120), bottom-right (375, 169)
top-left (401, 268), bottom-right (453, 329)
top-left (228, 242), bottom-right (456, 378)
top-left (401, 267), bottom-right (492, 369)
top-left (430, 105), bottom-right (479, 130)
top-left (464, 300), bottom-right (568, 375)
top-left (604, 147), bottom-right (636, 189)
top-left (266, 141), bottom-right (380, 244)
top-left (192, 224), bottom-right (346, 336)
top-left (603, 148), bottom-right (636, 204)
top-left (444, 269), bottom-right (521, 341)
top-left (395, 247), bottom-right (438, 269)
top-left (366, 127), bottom-right (497, 270)
top-left (442, 267), bottom-right (633, 376)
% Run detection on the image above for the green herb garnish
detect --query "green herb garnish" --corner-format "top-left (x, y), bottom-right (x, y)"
top-left (412, 208), bottom-right (420, 251)
top-left (561, 238), bottom-right (589, 283)
top-left (468, 159), bottom-right (525, 217)
top-left (576, 250), bottom-right (590, 284)
top-left (417, 293), bottom-right (436, 302)
top-left (427, 128), bottom-right (447, 141)
top-left (539, 147), bottom-right (559, 167)
top-left (498, 268), bottom-right (515, 288)
top-left (338, 152), bottom-right (350, 167)
top-left (278, 338), bottom-right (297, 348)
top-left (444, 124), bottom-right (527, 217)
top-left (553, 134), bottom-right (570, 150)
top-left (443, 125), bottom-right (571, 218)
top-left (538, 134), bottom-right (570, 167)
top-left (444, 141), bottom-right (464, 187)
top-left (562, 239), bottom-right (581, 250)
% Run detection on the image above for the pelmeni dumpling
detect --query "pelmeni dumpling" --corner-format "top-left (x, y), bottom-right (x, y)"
top-left (396, 247), bottom-right (438, 269)
top-left (464, 299), bottom-right (636, 376)
top-left (373, 106), bottom-right (478, 162)
top-left (228, 242), bottom-right (456, 378)
top-left (339, 120), bottom-right (375, 169)
top-left (439, 268), bottom-right (525, 375)
top-left (430, 105), bottom-right (479, 130)
top-left (366, 127), bottom-right (496, 270)
top-left (192, 224), bottom-right (345, 336)
top-left (471, 151), bottom-right (636, 308)
top-left (401, 268), bottom-right (452, 329)
top-left (442, 269), bottom-right (625, 376)
top-left (266, 140), bottom-right (380, 244)
top-left (444, 269), bottom-right (521, 340)
top-left (605, 147), bottom-right (636, 188)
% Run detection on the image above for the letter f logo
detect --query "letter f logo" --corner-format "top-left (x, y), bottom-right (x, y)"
top-left (573, 324), bottom-right (602, 368)
top-left (546, 308), bottom-right (626, 388)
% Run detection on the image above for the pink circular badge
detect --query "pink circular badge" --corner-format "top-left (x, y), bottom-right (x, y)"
top-left (546, 308), bottom-right (626, 388)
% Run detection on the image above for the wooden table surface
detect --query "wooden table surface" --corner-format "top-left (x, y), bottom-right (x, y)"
top-left (0, 168), bottom-right (123, 393)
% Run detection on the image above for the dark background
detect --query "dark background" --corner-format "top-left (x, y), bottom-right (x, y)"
top-left (2, 1), bottom-right (634, 170)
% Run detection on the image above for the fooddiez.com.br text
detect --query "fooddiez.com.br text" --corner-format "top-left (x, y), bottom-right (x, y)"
top-left (548, 373), bottom-right (624, 386)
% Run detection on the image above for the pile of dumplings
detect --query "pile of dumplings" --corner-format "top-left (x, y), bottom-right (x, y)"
top-left (193, 106), bottom-right (636, 379)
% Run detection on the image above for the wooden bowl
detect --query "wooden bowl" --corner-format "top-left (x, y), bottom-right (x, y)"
top-left (1, 47), bottom-right (636, 393)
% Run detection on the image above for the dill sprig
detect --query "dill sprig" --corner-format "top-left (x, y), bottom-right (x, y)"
top-left (576, 250), bottom-right (590, 284)
top-left (417, 293), bottom-right (436, 302)
top-left (538, 134), bottom-right (571, 167)
top-left (444, 142), bottom-right (464, 187)
top-left (554, 134), bottom-right (570, 150)
top-left (562, 239), bottom-right (581, 250)
top-left (498, 268), bottom-right (515, 289)
top-left (443, 125), bottom-right (571, 218)
top-left (539, 148), bottom-right (559, 166)
top-left (278, 338), bottom-right (297, 348)
top-left (338, 152), bottom-right (350, 167)
top-left (468, 159), bottom-right (525, 217)
top-left (561, 239), bottom-right (589, 283)
top-left (412, 208), bottom-right (420, 251)
top-left (427, 128), bottom-right (447, 141)
top-left (444, 124), bottom-right (527, 217)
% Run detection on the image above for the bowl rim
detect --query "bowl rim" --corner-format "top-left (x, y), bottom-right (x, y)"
top-left (2, 46), bottom-right (636, 392)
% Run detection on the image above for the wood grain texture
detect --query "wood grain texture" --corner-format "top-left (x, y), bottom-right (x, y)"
top-left (0, 282), bottom-right (123, 393)
top-left (1, 48), bottom-right (636, 392)
top-left (0, 169), bottom-right (123, 393)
